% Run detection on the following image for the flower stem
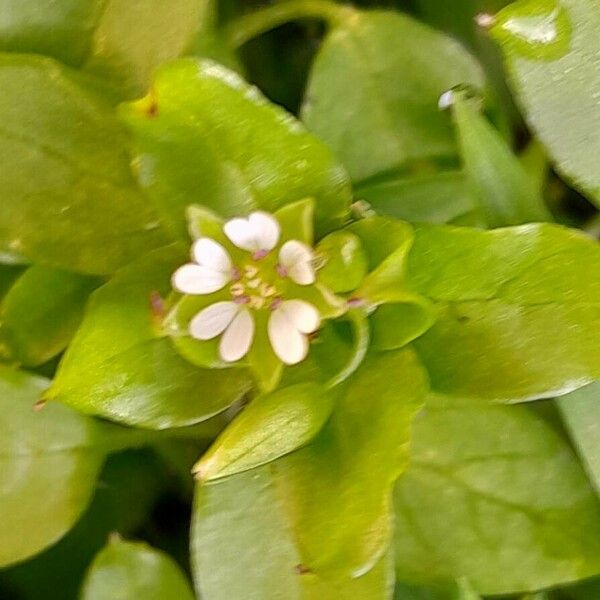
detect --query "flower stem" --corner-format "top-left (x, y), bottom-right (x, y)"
top-left (223, 0), bottom-right (353, 49)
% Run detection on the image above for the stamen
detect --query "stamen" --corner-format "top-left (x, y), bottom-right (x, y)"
top-left (270, 296), bottom-right (283, 310)
top-left (231, 267), bottom-right (241, 281)
top-left (247, 278), bottom-right (261, 289)
top-left (276, 264), bottom-right (288, 278)
top-left (244, 265), bottom-right (259, 278)
top-left (234, 295), bottom-right (250, 305)
top-left (260, 283), bottom-right (276, 297)
top-left (347, 297), bottom-right (365, 308)
top-left (249, 295), bottom-right (265, 309)
top-left (230, 282), bottom-right (245, 296)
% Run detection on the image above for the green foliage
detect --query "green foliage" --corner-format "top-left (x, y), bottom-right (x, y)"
top-left (81, 538), bottom-right (194, 600)
top-left (0, 0), bottom-right (599, 598)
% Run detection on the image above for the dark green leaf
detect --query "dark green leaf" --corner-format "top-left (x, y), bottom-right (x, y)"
top-left (490, 0), bottom-right (600, 207)
top-left (0, 366), bottom-right (109, 567)
top-left (0, 55), bottom-right (168, 275)
top-left (48, 245), bottom-right (251, 429)
top-left (0, 266), bottom-right (99, 366)
top-left (194, 383), bottom-right (333, 482)
top-left (81, 538), bottom-right (194, 600)
top-left (394, 396), bottom-right (600, 594)
top-left (408, 223), bottom-right (600, 401)
top-left (302, 10), bottom-right (484, 182)
top-left (120, 58), bottom-right (351, 239)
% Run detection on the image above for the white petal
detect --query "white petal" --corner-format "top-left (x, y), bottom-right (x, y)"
top-left (189, 301), bottom-right (239, 340)
top-left (172, 264), bottom-right (229, 294)
top-left (249, 211), bottom-right (280, 251)
top-left (268, 307), bottom-right (309, 365)
top-left (224, 211), bottom-right (280, 252)
top-left (223, 217), bottom-right (257, 252)
top-left (219, 307), bottom-right (255, 362)
top-left (192, 238), bottom-right (232, 274)
top-left (280, 300), bottom-right (320, 333)
top-left (279, 240), bottom-right (315, 285)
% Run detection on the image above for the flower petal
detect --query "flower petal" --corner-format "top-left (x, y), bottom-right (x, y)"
top-left (172, 264), bottom-right (229, 294)
top-left (279, 240), bottom-right (315, 285)
top-left (249, 211), bottom-right (280, 251)
top-left (220, 307), bottom-right (255, 362)
top-left (224, 211), bottom-right (280, 252)
top-left (268, 306), bottom-right (308, 365)
top-left (280, 299), bottom-right (320, 333)
top-left (192, 238), bottom-right (232, 274)
top-left (189, 301), bottom-right (239, 340)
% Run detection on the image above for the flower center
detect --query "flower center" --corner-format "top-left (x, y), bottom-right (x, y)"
top-left (230, 263), bottom-right (279, 309)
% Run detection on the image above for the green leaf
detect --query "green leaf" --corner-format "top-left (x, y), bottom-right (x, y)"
top-left (120, 58), bottom-right (351, 239)
top-left (272, 350), bottom-right (428, 577)
top-left (451, 92), bottom-right (552, 226)
top-left (302, 10), bottom-right (484, 182)
top-left (0, 55), bottom-right (168, 275)
top-left (0, 366), bottom-right (109, 567)
top-left (191, 467), bottom-right (395, 600)
top-left (48, 245), bottom-right (251, 429)
top-left (81, 538), bottom-right (194, 600)
top-left (393, 395), bottom-right (600, 595)
top-left (194, 383), bottom-right (333, 482)
top-left (557, 381), bottom-right (600, 495)
top-left (357, 170), bottom-right (479, 226)
top-left (490, 0), bottom-right (600, 207)
top-left (0, 0), bottom-right (203, 98)
top-left (0, 266), bottom-right (99, 366)
top-left (407, 223), bottom-right (600, 401)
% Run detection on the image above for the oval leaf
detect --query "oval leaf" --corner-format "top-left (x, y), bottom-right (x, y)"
top-left (81, 538), bottom-right (194, 600)
top-left (194, 383), bottom-right (333, 482)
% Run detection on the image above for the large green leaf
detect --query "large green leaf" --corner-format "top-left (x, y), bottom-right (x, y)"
top-left (407, 223), bottom-right (600, 401)
top-left (490, 0), bottom-right (600, 207)
top-left (48, 245), bottom-right (251, 429)
top-left (194, 383), bottom-right (333, 482)
top-left (0, 366), bottom-right (111, 567)
top-left (120, 58), bottom-right (351, 239)
top-left (302, 10), bottom-right (484, 182)
top-left (0, 266), bottom-right (99, 366)
top-left (558, 381), bottom-right (600, 495)
top-left (0, 55), bottom-right (168, 274)
top-left (81, 538), bottom-right (194, 600)
top-left (393, 396), bottom-right (600, 594)
top-left (272, 350), bottom-right (427, 577)
top-left (0, 0), bottom-right (203, 97)
top-left (191, 467), bottom-right (395, 600)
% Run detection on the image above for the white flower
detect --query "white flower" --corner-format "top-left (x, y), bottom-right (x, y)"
top-left (171, 210), bottom-right (321, 365)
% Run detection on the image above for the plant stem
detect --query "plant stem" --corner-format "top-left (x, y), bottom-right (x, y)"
top-left (223, 0), bottom-right (353, 49)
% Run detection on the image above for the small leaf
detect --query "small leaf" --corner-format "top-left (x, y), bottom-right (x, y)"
top-left (316, 231), bottom-right (368, 293)
top-left (194, 383), bottom-right (333, 482)
top-left (302, 10), bottom-right (484, 182)
top-left (120, 58), bottom-right (351, 239)
top-left (451, 92), bottom-right (551, 226)
top-left (393, 395), bottom-right (600, 594)
top-left (490, 0), bottom-right (600, 207)
top-left (0, 55), bottom-right (169, 275)
top-left (0, 266), bottom-right (99, 366)
top-left (0, 366), bottom-right (109, 567)
top-left (408, 223), bottom-right (600, 401)
top-left (48, 245), bottom-right (251, 429)
top-left (191, 467), bottom-right (395, 600)
top-left (81, 538), bottom-right (194, 600)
